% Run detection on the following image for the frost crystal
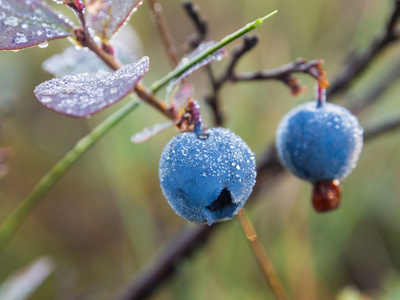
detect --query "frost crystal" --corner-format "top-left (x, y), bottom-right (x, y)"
top-left (34, 57), bottom-right (150, 117)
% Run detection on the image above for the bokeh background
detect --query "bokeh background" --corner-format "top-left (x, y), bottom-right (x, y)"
top-left (1, 0), bottom-right (400, 299)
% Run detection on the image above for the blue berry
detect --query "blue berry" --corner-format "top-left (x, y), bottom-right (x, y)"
top-left (275, 101), bottom-right (363, 183)
top-left (159, 128), bottom-right (257, 225)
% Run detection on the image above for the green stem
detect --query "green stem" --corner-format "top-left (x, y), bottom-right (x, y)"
top-left (0, 12), bottom-right (277, 252)
top-left (150, 10), bottom-right (278, 93)
top-left (0, 100), bottom-right (140, 252)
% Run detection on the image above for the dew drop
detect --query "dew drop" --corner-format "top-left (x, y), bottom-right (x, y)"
top-left (41, 97), bottom-right (52, 103)
top-left (38, 41), bottom-right (49, 48)
top-left (45, 28), bottom-right (54, 38)
top-left (4, 16), bottom-right (19, 27)
top-left (14, 33), bottom-right (28, 44)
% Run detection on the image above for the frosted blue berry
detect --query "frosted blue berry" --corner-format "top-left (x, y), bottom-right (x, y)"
top-left (159, 128), bottom-right (256, 225)
top-left (275, 101), bottom-right (363, 183)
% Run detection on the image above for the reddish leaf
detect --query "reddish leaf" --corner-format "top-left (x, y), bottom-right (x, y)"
top-left (0, 0), bottom-right (74, 50)
top-left (34, 56), bottom-right (149, 118)
top-left (84, 0), bottom-right (143, 40)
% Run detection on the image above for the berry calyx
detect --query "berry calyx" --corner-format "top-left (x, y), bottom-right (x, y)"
top-left (312, 180), bottom-right (341, 212)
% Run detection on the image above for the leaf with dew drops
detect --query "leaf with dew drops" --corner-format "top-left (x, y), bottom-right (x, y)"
top-left (166, 41), bottom-right (227, 99)
top-left (0, 0), bottom-right (74, 51)
top-left (43, 25), bottom-right (142, 76)
top-left (34, 56), bottom-right (149, 118)
top-left (84, 0), bottom-right (143, 40)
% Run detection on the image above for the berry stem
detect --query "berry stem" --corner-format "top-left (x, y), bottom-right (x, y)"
top-left (236, 209), bottom-right (290, 300)
top-left (316, 82), bottom-right (326, 108)
top-left (189, 99), bottom-right (204, 135)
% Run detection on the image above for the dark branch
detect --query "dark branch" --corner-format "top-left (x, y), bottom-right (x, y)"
top-left (115, 226), bottom-right (215, 300)
top-left (231, 58), bottom-right (323, 96)
top-left (204, 56), bottom-right (325, 126)
top-left (348, 59), bottom-right (400, 115)
top-left (217, 34), bottom-right (259, 89)
top-left (182, 1), bottom-right (208, 49)
top-left (205, 35), bottom-right (259, 125)
top-left (327, 0), bottom-right (400, 97)
top-left (182, 1), bottom-right (227, 125)
top-left (364, 114), bottom-right (400, 141)
top-left (149, 0), bottom-right (180, 67)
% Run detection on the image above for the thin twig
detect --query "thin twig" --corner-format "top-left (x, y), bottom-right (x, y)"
top-left (327, 0), bottom-right (400, 97)
top-left (205, 35), bottom-right (260, 125)
top-left (236, 209), bottom-right (290, 300)
top-left (182, 1), bottom-right (225, 125)
top-left (364, 114), bottom-right (400, 141)
top-left (134, 84), bottom-right (176, 119)
top-left (348, 59), bottom-right (400, 115)
top-left (182, 1), bottom-right (208, 49)
top-left (148, 0), bottom-right (180, 67)
top-left (115, 226), bottom-right (214, 300)
top-left (230, 58), bottom-right (323, 96)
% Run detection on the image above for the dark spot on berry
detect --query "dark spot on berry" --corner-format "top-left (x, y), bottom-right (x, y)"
top-left (205, 188), bottom-right (238, 220)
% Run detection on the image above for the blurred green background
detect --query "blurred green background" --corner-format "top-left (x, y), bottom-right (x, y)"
top-left (1, 0), bottom-right (400, 299)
